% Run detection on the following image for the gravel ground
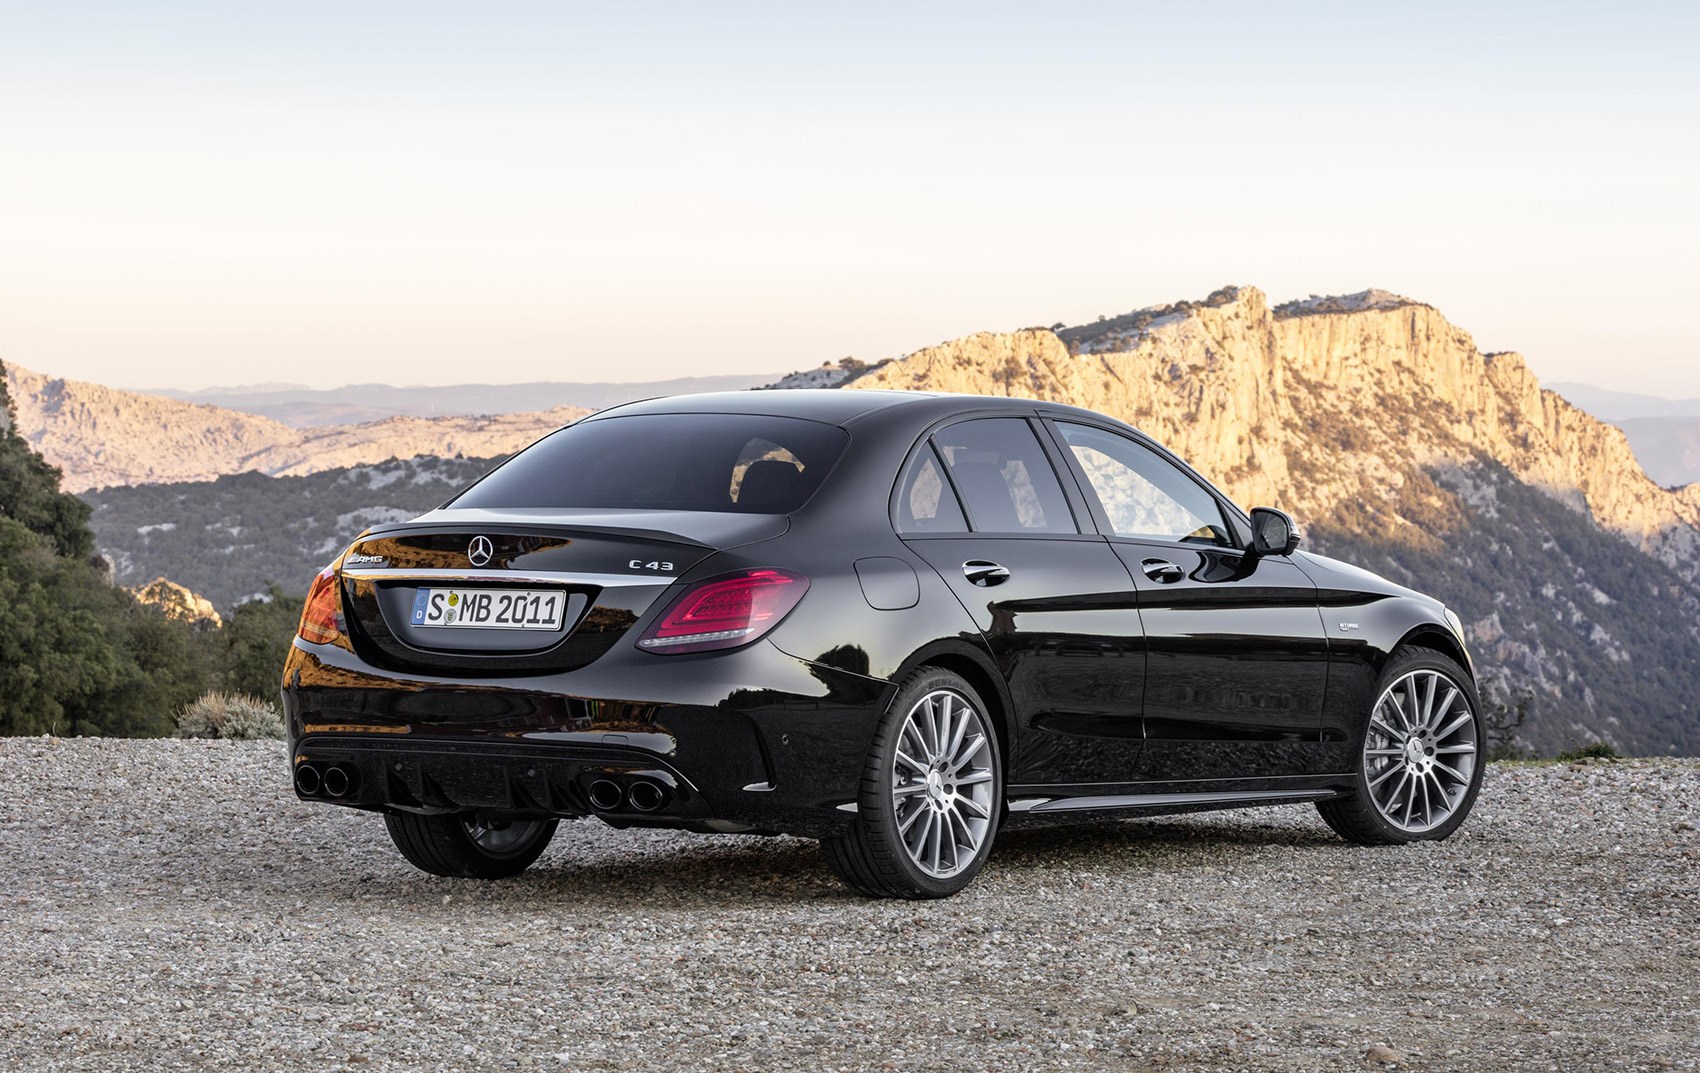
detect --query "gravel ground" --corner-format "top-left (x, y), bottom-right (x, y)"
top-left (2, 739), bottom-right (1697, 1073)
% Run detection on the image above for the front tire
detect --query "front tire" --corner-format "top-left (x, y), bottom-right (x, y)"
top-left (384, 811), bottom-right (558, 878)
top-left (1317, 647), bottom-right (1484, 845)
top-left (822, 668), bottom-right (1003, 899)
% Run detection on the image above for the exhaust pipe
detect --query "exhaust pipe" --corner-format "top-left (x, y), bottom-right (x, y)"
top-left (627, 781), bottom-right (667, 813)
top-left (322, 765), bottom-right (354, 798)
top-left (587, 779), bottom-right (625, 812)
top-left (294, 764), bottom-right (321, 796)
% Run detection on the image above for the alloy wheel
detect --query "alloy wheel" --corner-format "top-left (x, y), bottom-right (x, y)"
top-left (890, 689), bottom-right (996, 879)
top-left (1362, 669), bottom-right (1480, 834)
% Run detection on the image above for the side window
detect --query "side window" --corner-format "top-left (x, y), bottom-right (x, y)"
top-left (1055, 422), bottom-right (1232, 546)
top-left (933, 419), bottom-right (1078, 534)
top-left (895, 445), bottom-right (968, 533)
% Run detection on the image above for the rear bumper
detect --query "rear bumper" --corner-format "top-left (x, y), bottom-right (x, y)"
top-left (282, 635), bottom-right (892, 839)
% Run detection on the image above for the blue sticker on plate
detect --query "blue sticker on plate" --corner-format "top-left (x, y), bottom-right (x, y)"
top-left (411, 588), bottom-right (429, 625)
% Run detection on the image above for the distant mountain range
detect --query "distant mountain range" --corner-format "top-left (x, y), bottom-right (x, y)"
top-left (1547, 382), bottom-right (1700, 420)
top-left (1548, 382), bottom-right (1700, 486)
top-left (0, 362), bottom-right (588, 493)
top-left (144, 374), bottom-right (778, 428)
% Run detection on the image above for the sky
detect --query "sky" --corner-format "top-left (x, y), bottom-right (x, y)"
top-left (2, 2), bottom-right (1698, 395)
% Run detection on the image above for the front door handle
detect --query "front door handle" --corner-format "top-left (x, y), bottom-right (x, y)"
top-left (962, 560), bottom-right (1011, 587)
top-left (1141, 558), bottom-right (1185, 584)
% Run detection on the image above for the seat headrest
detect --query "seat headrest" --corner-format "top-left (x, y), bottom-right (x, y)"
top-left (737, 460), bottom-right (807, 513)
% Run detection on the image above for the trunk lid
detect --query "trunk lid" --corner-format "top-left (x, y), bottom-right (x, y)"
top-left (337, 508), bottom-right (786, 675)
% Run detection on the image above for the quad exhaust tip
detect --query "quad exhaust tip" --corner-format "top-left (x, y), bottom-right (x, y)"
top-left (294, 764), bottom-right (321, 796)
top-left (295, 763), bottom-right (357, 798)
top-left (627, 781), bottom-right (666, 812)
top-left (587, 779), bottom-right (625, 812)
top-left (322, 765), bottom-right (353, 798)
top-left (586, 777), bottom-right (669, 813)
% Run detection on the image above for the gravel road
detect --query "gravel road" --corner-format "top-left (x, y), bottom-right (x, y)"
top-left (2, 739), bottom-right (1697, 1072)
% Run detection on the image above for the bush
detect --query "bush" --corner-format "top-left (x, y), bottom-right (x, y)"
top-left (1557, 742), bottom-right (1622, 762)
top-left (176, 691), bottom-right (284, 740)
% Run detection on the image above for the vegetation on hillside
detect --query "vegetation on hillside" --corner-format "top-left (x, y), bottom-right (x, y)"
top-left (1309, 458), bottom-right (1700, 756)
top-left (81, 456), bottom-right (496, 608)
top-left (0, 362), bottom-right (300, 736)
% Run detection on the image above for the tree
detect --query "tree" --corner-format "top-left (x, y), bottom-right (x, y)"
top-left (0, 361), bottom-right (94, 559)
top-left (0, 519), bottom-right (127, 734)
top-left (220, 584), bottom-right (305, 700)
top-left (0, 365), bottom-right (212, 736)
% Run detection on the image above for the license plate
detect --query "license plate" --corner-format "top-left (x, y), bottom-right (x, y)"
top-left (410, 588), bottom-right (568, 630)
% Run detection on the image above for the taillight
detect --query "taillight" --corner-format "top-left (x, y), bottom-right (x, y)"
top-left (297, 566), bottom-right (342, 645)
top-left (636, 569), bottom-right (809, 655)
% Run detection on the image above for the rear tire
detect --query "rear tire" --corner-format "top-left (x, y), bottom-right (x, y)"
top-left (1317, 647), bottom-right (1484, 846)
top-left (384, 811), bottom-right (558, 878)
top-left (821, 668), bottom-right (1003, 899)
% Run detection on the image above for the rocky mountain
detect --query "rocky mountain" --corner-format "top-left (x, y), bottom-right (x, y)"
top-left (820, 286), bottom-right (1700, 755)
top-left (1, 361), bottom-right (585, 493)
top-left (128, 577), bottom-right (223, 628)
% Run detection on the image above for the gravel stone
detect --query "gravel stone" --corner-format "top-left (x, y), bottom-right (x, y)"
top-left (2, 739), bottom-right (1697, 1071)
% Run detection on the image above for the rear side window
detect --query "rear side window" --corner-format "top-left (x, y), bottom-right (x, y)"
top-left (895, 445), bottom-right (968, 533)
top-left (932, 419), bottom-right (1078, 534)
top-left (451, 414), bottom-right (849, 514)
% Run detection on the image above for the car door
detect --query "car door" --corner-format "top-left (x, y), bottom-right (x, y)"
top-left (895, 416), bottom-right (1148, 789)
top-left (1047, 419), bottom-right (1331, 782)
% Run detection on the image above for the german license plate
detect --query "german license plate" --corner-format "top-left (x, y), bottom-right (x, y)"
top-left (410, 588), bottom-right (567, 630)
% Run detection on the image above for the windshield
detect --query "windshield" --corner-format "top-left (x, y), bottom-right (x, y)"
top-left (450, 413), bottom-right (849, 514)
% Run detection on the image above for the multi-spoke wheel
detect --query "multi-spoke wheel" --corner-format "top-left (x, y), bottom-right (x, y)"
top-left (1318, 648), bottom-right (1485, 845)
top-left (1362, 669), bottom-right (1479, 833)
top-left (890, 689), bottom-right (997, 879)
top-left (822, 668), bottom-right (1003, 898)
top-left (384, 810), bottom-right (559, 878)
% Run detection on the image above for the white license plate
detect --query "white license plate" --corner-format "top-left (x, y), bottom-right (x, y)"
top-left (409, 588), bottom-right (567, 631)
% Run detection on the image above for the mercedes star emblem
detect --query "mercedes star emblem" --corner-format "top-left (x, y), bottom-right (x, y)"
top-left (468, 535), bottom-right (494, 567)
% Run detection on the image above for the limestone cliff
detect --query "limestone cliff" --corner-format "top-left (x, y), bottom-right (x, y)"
top-left (845, 287), bottom-right (1700, 582)
top-left (1, 362), bottom-right (587, 493)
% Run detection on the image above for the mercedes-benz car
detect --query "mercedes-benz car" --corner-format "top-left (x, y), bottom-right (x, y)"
top-left (283, 390), bottom-right (1483, 898)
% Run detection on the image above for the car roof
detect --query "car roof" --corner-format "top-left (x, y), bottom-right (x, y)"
top-left (586, 388), bottom-right (936, 424)
top-left (586, 388), bottom-right (1125, 428)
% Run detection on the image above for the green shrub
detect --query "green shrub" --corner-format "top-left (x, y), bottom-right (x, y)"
top-left (1557, 742), bottom-right (1622, 762)
top-left (176, 691), bottom-right (284, 740)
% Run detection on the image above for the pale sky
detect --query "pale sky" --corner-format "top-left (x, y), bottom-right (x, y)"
top-left (2, 2), bottom-right (1697, 394)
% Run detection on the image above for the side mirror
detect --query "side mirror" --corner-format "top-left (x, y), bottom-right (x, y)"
top-left (1249, 507), bottom-right (1301, 557)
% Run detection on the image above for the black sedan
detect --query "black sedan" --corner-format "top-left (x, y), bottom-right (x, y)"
top-left (283, 390), bottom-right (1483, 898)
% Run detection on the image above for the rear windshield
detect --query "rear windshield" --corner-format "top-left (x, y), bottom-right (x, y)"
top-left (450, 413), bottom-right (849, 514)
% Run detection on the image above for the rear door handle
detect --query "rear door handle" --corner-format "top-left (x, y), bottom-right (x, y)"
top-left (962, 560), bottom-right (1010, 587)
top-left (1141, 558), bottom-right (1185, 583)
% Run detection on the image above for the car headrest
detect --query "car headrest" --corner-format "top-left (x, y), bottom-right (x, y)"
top-left (737, 460), bottom-right (807, 513)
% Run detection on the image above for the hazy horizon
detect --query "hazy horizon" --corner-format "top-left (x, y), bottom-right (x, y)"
top-left (4, 3), bottom-right (1698, 394)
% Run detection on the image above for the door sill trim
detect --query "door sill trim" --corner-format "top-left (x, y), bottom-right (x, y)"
top-left (1013, 788), bottom-right (1335, 814)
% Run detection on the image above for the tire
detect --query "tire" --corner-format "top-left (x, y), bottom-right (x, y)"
top-left (1317, 646), bottom-right (1485, 846)
top-left (383, 811), bottom-right (559, 879)
top-left (821, 667), bottom-right (1003, 899)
